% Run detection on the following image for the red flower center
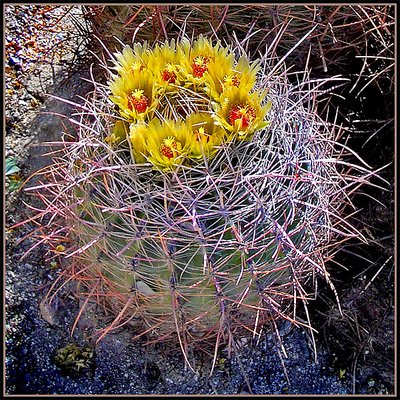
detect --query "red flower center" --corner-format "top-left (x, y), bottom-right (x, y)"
top-left (160, 137), bottom-right (179, 159)
top-left (223, 74), bottom-right (241, 88)
top-left (161, 69), bottom-right (177, 84)
top-left (127, 89), bottom-right (149, 113)
top-left (192, 55), bottom-right (210, 78)
top-left (228, 104), bottom-right (256, 128)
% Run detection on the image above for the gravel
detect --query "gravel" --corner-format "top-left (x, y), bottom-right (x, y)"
top-left (4, 4), bottom-right (394, 396)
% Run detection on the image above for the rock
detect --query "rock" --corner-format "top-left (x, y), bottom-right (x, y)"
top-left (39, 297), bottom-right (59, 326)
top-left (9, 55), bottom-right (22, 69)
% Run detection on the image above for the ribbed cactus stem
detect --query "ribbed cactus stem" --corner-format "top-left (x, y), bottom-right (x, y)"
top-left (21, 35), bottom-right (373, 373)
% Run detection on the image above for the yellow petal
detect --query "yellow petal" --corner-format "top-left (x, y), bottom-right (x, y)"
top-left (129, 121), bottom-right (149, 163)
top-left (185, 112), bottom-right (226, 159)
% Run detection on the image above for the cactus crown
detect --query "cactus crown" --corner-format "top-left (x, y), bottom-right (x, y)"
top-left (107, 35), bottom-right (271, 171)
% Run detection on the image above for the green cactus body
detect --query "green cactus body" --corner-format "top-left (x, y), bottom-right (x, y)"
top-left (67, 139), bottom-right (316, 341)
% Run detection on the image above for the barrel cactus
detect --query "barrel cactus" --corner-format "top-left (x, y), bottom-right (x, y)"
top-left (24, 34), bottom-right (368, 373)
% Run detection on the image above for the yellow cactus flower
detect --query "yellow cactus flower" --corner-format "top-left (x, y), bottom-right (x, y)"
top-left (109, 69), bottom-right (157, 121)
top-left (137, 118), bottom-right (193, 171)
top-left (206, 54), bottom-right (260, 101)
top-left (105, 120), bottom-right (129, 145)
top-left (147, 39), bottom-right (186, 90)
top-left (213, 87), bottom-right (272, 139)
top-left (112, 43), bottom-right (149, 75)
top-left (179, 35), bottom-right (230, 84)
top-left (185, 113), bottom-right (226, 159)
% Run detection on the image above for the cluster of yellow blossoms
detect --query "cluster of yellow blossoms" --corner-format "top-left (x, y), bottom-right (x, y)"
top-left (107, 36), bottom-right (271, 171)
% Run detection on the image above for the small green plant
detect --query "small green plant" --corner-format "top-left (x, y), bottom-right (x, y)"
top-left (54, 343), bottom-right (94, 375)
top-left (5, 157), bottom-right (23, 192)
